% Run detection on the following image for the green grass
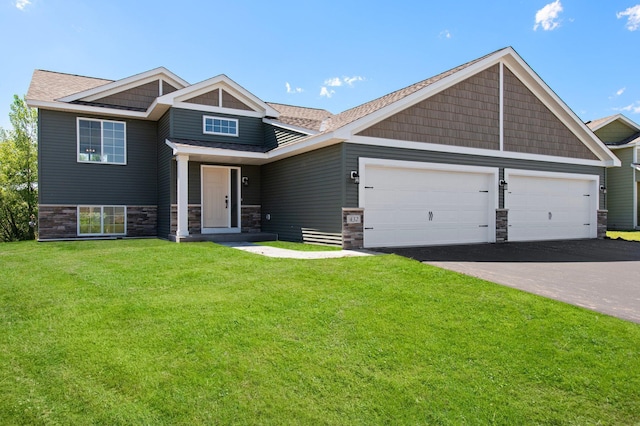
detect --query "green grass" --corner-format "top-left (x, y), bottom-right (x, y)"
top-left (257, 240), bottom-right (342, 251)
top-left (607, 231), bottom-right (640, 242)
top-left (1, 240), bottom-right (639, 424)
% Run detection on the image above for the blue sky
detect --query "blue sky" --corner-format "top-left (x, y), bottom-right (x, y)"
top-left (1, 0), bottom-right (639, 131)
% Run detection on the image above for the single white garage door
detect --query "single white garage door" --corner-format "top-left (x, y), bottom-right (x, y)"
top-left (361, 160), bottom-right (497, 248)
top-left (505, 169), bottom-right (598, 242)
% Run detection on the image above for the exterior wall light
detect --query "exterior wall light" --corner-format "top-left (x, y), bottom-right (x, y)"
top-left (499, 179), bottom-right (508, 190)
top-left (350, 171), bottom-right (359, 184)
top-left (242, 176), bottom-right (249, 186)
top-left (600, 185), bottom-right (607, 193)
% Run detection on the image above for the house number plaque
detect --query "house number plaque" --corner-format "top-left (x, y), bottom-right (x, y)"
top-left (346, 215), bottom-right (362, 224)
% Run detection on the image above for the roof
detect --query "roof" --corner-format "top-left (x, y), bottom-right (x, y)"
top-left (585, 115), bottom-right (618, 131)
top-left (27, 47), bottom-right (621, 167)
top-left (167, 138), bottom-right (271, 153)
top-left (266, 103), bottom-right (333, 132)
top-left (26, 70), bottom-right (112, 103)
top-left (586, 114), bottom-right (640, 147)
top-left (323, 49), bottom-right (500, 133)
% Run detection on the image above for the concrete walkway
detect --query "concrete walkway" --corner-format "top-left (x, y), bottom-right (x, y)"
top-left (219, 242), bottom-right (374, 259)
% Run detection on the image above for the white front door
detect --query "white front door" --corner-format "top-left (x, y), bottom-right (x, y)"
top-left (202, 166), bottom-right (230, 231)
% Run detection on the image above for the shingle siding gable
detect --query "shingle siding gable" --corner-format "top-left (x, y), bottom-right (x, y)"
top-left (356, 65), bottom-right (500, 150)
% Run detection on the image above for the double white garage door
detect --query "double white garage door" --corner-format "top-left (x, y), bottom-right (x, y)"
top-left (361, 159), bottom-right (598, 248)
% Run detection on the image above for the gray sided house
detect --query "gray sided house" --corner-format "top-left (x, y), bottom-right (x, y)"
top-left (587, 114), bottom-right (640, 230)
top-left (26, 47), bottom-right (620, 249)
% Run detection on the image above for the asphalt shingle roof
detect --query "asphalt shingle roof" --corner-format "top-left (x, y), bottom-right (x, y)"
top-left (26, 70), bottom-right (112, 102)
top-left (27, 48), bottom-right (505, 136)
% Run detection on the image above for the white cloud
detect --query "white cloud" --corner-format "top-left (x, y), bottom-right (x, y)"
top-left (439, 30), bottom-right (452, 39)
top-left (343, 76), bottom-right (364, 86)
top-left (617, 5), bottom-right (640, 31)
top-left (324, 76), bottom-right (365, 88)
top-left (15, 0), bottom-right (31, 10)
top-left (534, 0), bottom-right (563, 31)
top-left (319, 87), bottom-right (335, 98)
top-left (285, 82), bottom-right (303, 94)
top-left (324, 77), bottom-right (343, 87)
top-left (610, 87), bottom-right (626, 99)
top-left (615, 101), bottom-right (640, 114)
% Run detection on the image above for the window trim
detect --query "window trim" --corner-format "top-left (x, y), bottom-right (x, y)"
top-left (77, 117), bottom-right (127, 165)
top-left (77, 205), bottom-right (127, 236)
top-left (202, 115), bottom-right (239, 137)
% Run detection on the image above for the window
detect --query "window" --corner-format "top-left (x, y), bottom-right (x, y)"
top-left (78, 206), bottom-right (126, 235)
top-left (78, 118), bottom-right (126, 164)
top-left (203, 116), bottom-right (238, 136)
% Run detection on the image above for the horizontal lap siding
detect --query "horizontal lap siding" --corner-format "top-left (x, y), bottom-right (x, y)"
top-left (503, 67), bottom-right (598, 160)
top-left (344, 143), bottom-right (605, 209)
top-left (261, 145), bottom-right (344, 242)
top-left (39, 109), bottom-right (157, 205)
top-left (157, 111), bottom-right (172, 237)
top-left (594, 122), bottom-right (637, 144)
top-left (357, 66), bottom-right (500, 150)
top-left (264, 125), bottom-right (308, 150)
top-left (171, 108), bottom-right (263, 146)
top-left (606, 147), bottom-right (634, 230)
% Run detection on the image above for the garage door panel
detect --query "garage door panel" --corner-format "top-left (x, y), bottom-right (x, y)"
top-left (506, 172), bottom-right (597, 242)
top-left (363, 164), bottom-right (496, 248)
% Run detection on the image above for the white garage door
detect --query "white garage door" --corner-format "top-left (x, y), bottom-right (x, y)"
top-left (362, 160), bottom-right (497, 248)
top-left (505, 170), bottom-right (598, 242)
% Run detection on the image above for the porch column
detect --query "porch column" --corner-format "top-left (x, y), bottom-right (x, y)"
top-left (176, 154), bottom-right (190, 239)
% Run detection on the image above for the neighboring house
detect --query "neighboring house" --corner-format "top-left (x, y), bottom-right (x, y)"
top-left (587, 114), bottom-right (640, 230)
top-left (26, 47), bottom-right (620, 249)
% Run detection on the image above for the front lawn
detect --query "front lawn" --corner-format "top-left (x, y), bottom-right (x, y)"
top-left (1, 240), bottom-right (639, 424)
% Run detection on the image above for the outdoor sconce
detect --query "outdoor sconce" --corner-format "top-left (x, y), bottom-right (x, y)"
top-left (242, 176), bottom-right (249, 186)
top-left (350, 170), bottom-right (360, 184)
top-left (600, 185), bottom-right (607, 194)
top-left (499, 180), bottom-right (508, 190)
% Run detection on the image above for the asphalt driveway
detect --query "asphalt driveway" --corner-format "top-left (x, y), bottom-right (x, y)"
top-left (379, 239), bottom-right (640, 324)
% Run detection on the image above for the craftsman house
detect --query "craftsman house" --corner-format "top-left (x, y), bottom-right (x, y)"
top-left (26, 47), bottom-right (619, 248)
top-left (587, 114), bottom-right (640, 230)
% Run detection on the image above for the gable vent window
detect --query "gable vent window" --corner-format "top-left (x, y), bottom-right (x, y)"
top-left (77, 118), bottom-right (126, 164)
top-left (203, 116), bottom-right (238, 137)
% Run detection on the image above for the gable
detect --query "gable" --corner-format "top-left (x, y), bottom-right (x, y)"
top-left (163, 81), bottom-right (178, 95)
top-left (503, 66), bottom-right (598, 160)
top-left (357, 65), bottom-right (500, 150)
top-left (594, 120), bottom-right (638, 144)
top-left (89, 80), bottom-right (160, 111)
top-left (185, 89), bottom-right (220, 106)
top-left (184, 88), bottom-right (253, 111)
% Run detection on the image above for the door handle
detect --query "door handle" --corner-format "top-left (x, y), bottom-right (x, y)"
top-left (225, 195), bottom-right (229, 209)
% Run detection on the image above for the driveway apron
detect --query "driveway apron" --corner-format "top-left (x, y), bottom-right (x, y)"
top-left (380, 239), bottom-right (640, 324)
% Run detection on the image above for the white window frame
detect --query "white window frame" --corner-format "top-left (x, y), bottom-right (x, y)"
top-left (77, 118), bottom-right (127, 165)
top-left (77, 205), bottom-right (127, 236)
top-left (202, 115), bottom-right (239, 137)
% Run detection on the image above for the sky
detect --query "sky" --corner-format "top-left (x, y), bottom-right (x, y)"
top-left (0, 0), bottom-right (639, 131)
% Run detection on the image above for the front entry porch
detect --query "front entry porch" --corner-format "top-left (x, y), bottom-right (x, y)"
top-left (169, 203), bottom-right (276, 243)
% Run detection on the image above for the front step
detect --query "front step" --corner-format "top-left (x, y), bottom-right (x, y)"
top-left (168, 232), bottom-right (278, 243)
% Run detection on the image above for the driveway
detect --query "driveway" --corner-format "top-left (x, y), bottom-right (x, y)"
top-left (379, 239), bottom-right (640, 324)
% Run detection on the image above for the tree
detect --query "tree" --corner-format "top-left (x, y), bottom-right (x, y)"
top-left (0, 95), bottom-right (38, 241)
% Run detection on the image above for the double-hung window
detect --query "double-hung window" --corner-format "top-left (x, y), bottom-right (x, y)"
top-left (78, 118), bottom-right (126, 164)
top-left (203, 116), bottom-right (238, 137)
top-left (78, 206), bottom-right (126, 236)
